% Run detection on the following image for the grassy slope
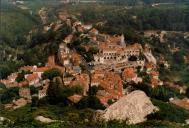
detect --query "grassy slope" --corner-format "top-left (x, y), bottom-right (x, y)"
top-left (0, 0), bottom-right (61, 43)
top-left (0, 102), bottom-right (188, 128)
top-left (0, 0), bottom-right (40, 42)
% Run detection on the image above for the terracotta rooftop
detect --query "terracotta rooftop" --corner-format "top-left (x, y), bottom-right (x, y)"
top-left (20, 66), bottom-right (35, 71)
top-left (146, 62), bottom-right (156, 69)
top-left (98, 41), bottom-right (142, 54)
top-left (25, 73), bottom-right (39, 82)
top-left (122, 68), bottom-right (137, 79)
top-left (34, 67), bottom-right (50, 72)
top-left (18, 80), bottom-right (29, 87)
top-left (67, 94), bottom-right (82, 103)
top-left (70, 73), bottom-right (90, 95)
top-left (92, 71), bottom-right (123, 99)
top-left (108, 36), bottom-right (122, 44)
top-left (89, 28), bottom-right (98, 34)
top-left (150, 71), bottom-right (159, 77)
top-left (151, 78), bottom-right (159, 87)
top-left (71, 52), bottom-right (82, 65)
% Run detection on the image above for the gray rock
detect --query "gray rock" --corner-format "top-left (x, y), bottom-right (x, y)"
top-left (94, 90), bottom-right (159, 124)
top-left (35, 116), bottom-right (56, 123)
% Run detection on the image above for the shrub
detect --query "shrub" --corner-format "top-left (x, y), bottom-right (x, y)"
top-left (47, 80), bottom-right (83, 105)
top-left (29, 86), bottom-right (38, 95)
top-left (61, 85), bottom-right (83, 97)
top-left (42, 68), bottom-right (61, 80)
top-left (148, 99), bottom-right (189, 123)
top-left (134, 83), bottom-right (184, 102)
top-left (1, 87), bottom-right (19, 104)
top-left (90, 86), bottom-right (98, 96)
top-left (76, 96), bottom-right (105, 110)
top-left (0, 65), bottom-right (12, 79)
top-left (107, 99), bottom-right (114, 105)
top-left (0, 83), bottom-right (6, 90)
top-left (16, 70), bottom-right (32, 82)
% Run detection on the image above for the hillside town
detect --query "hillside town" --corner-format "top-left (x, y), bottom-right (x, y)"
top-left (0, 16), bottom-right (188, 110)
top-left (2, 0), bottom-right (189, 127)
top-left (0, 13), bottom-right (189, 113)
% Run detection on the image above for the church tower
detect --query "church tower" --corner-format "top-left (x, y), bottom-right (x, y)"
top-left (120, 34), bottom-right (126, 47)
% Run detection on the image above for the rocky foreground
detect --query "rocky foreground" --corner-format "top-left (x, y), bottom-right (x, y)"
top-left (94, 90), bottom-right (159, 124)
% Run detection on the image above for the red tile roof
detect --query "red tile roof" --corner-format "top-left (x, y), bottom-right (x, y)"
top-left (150, 71), bottom-right (159, 77)
top-left (151, 78), bottom-right (159, 87)
top-left (146, 62), bottom-right (156, 69)
top-left (89, 28), bottom-right (98, 34)
top-left (25, 73), bottom-right (39, 82)
top-left (67, 94), bottom-right (82, 103)
top-left (18, 80), bottom-right (29, 87)
top-left (34, 67), bottom-right (50, 72)
top-left (20, 66), bottom-right (35, 71)
top-left (122, 68), bottom-right (137, 79)
top-left (92, 71), bottom-right (123, 100)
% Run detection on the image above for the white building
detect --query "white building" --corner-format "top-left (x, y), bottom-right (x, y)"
top-left (58, 43), bottom-right (71, 66)
top-left (94, 35), bottom-right (142, 65)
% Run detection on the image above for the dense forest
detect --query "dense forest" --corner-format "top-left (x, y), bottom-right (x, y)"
top-left (99, 0), bottom-right (189, 5)
top-left (79, 5), bottom-right (189, 31)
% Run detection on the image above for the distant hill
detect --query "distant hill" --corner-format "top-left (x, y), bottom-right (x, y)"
top-left (98, 0), bottom-right (189, 5)
top-left (0, 0), bottom-right (39, 43)
top-left (0, 0), bottom-right (59, 44)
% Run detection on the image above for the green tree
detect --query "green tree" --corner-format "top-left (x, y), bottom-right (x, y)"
top-left (47, 80), bottom-right (62, 104)
top-left (0, 83), bottom-right (6, 90)
top-left (134, 83), bottom-right (184, 102)
top-left (42, 68), bottom-right (61, 80)
top-left (186, 87), bottom-right (189, 98)
top-left (76, 96), bottom-right (105, 110)
top-left (1, 87), bottom-right (19, 104)
top-left (149, 99), bottom-right (189, 123)
top-left (31, 95), bottom-right (39, 107)
top-left (16, 71), bottom-right (25, 82)
top-left (107, 99), bottom-right (114, 105)
top-left (29, 86), bottom-right (38, 95)
top-left (90, 86), bottom-right (98, 96)
top-left (173, 51), bottom-right (185, 65)
top-left (55, 24), bottom-right (72, 41)
top-left (47, 79), bottom-right (84, 105)
top-left (0, 65), bottom-right (12, 79)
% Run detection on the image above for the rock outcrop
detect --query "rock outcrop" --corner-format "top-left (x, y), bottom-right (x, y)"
top-left (0, 117), bottom-right (13, 125)
top-left (38, 7), bottom-right (48, 24)
top-left (94, 90), bottom-right (159, 124)
top-left (35, 116), bottom-right (57, 123)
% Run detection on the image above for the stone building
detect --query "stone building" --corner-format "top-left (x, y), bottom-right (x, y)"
top-left (93, 35), bottom-right (142, 65)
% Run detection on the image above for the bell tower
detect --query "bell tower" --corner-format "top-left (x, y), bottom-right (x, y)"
top-left (121, 34), bottom-right (126, 47)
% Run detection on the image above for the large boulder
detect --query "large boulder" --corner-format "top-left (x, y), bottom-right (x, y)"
top-left (94, 90), bottom-right (159, 124)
